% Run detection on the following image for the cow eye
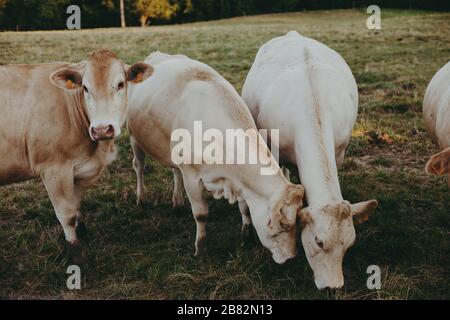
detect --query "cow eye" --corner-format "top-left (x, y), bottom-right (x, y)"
top-left (83, 85), bottom-right (89, 93)
top-left (117, 81), bottom-right (125, 91)
top-left (315, 237), bottom-right (324, 249)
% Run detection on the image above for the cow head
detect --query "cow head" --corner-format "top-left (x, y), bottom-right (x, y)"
top-left (250, 184), bottom-right (305, 264)
top-left (50, 49), bottom-right (153, 141)
top-left (298, 199), bottom-right (378, 289)
top-left (425, 148), bottom-right (450, 176)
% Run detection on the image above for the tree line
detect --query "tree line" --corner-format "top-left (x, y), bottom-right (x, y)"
top-left (0, 0), bottom-right (448, 31)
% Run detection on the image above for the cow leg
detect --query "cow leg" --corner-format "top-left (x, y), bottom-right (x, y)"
top-left (182, 171), bottom-right (208, 256)
top-left (172, 168), bottom-right (185, 208)
top-left (41, 166), bottom-right (87, 265)
top-left (282, 166), bottom-right (291, 182)
top-left (74, 183), bottom-right (88, 239)
top-left (239, 200), bottom-right (253, 244)
top-left (336, 150), bottom-right (346, 168)
top-left (131, 137), bottom-right (146, 206)
top-left (336, 143), bottom-right (348, 168)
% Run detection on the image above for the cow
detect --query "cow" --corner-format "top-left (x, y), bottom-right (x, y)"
top-left (423, 61), bottom-right (450, 186)
top-left (0, 49), bottom-right (153, 263)
top-left (242, 31), bottom-right (378, 289)
top-left (127, 52), bottom-right (305, 264)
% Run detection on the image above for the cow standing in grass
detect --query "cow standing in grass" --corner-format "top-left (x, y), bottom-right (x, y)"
top-left (424, 61), bottom-right (450, 186)
top-left (242, 31), bottom-right (378, 289)
top-left (128, 52), bottom-right (305, 264)
top-left (0, 50), bottom-right (153, 263)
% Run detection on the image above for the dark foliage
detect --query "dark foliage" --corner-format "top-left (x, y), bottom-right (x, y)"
top-left (0, 0), bottom-right (449, 31)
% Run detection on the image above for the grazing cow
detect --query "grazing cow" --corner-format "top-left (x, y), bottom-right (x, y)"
top-left (128, 52), bottom-right (305, 264)
top-left (423, 61), bottom-right (450, 186)
top-left (242, 31), bottom-right (378, 289)
top-left (0, 50), bottom-right (153, 263)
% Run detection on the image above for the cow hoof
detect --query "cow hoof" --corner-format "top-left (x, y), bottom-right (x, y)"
top-left (241, 224), bottom-right (255, 248)
top-left (241, 224), bottom-right (251, 241)
top-left (67, 241), bottom-right (88, 265)
top-left (136, 191), bottom-right (146, 206)
top-left (194, 248), bottom-right (207, 256)
top-left (136, 198), bottom-right (145, 207)
top-left (72, 253), bottom-right (89, 266)
top-left (194, 239), bottom-right (207, 256)
top-left (76, 222), bottom-right (88, 240)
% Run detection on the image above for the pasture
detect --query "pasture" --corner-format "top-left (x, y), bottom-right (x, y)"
top-left (0, 9), bottom-right (449, 299)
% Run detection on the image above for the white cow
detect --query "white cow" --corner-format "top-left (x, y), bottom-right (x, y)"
top-left (127, 52), bottom-right (305, 264)
top-left (242, 31), bottom-right (378, 289)
top-left (423, 61), bottom-right (450, 186)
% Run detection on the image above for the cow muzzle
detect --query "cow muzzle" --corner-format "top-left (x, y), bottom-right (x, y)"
top-left (314, 275), bottom-right (344, 290)
top-left (91, 125), bottom-right (115, 141)
top-left (272, 247), bottom-right (296, 264)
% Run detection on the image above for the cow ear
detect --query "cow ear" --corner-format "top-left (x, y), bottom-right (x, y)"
top-left (425, 149), bottom-right (450, 176)
top-left (351, 200), bottom-right (378, 225)
top-left (298, 208), bottom-right (313, 227)
top-left (126, 62), bottom-right (154, 84)
top-left (269, 185), bottom-right (305, 231)
top-left (50, 68), bottom-right (83, 91)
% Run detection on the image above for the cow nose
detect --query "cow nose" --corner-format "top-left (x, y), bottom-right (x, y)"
top-left (323, 285), bottom-right (342, 291)
top-left (317, 282), bottom-right (344, 291)
top-left (91, 125), bottom-right (115, 141)
top-left (283, 255), bottom-right (296, 265)
top-left (272, 252), bottom-right (296, 264)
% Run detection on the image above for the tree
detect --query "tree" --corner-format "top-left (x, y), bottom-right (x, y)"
top-left (120, 0), bottom-right (126, 27)
top-left (0, 0), bottom-right (6, 19)
top-left (135, 0), bottom-right (178, 27)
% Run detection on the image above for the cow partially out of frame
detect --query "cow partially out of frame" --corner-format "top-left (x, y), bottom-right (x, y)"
top-left (0, 50), bottom-right (153, 263)
top-left (424, 61), bottom-right (450, 186)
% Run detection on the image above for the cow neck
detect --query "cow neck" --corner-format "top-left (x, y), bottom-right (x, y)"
top-left (240, 173), bottom-right (287, 210)
top-left (64, 89), bottom-right (91, 140)
top-left (201, 165), bottom-right (287, 206)
top-left (95, 139), bottom-right (115, 165)
top-left (294, 125), bottom-right (343, 206)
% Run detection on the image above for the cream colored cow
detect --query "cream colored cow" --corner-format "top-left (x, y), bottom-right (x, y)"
top-left (128, 52), bottom-right (305, 264)
top-left (424, 61), bottom-right (450, 186)
top-left (0, 50), bottom-right (153, 263)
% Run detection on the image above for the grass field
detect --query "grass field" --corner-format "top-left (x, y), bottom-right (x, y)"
top-left (0, 9), bottom-right (449, 300)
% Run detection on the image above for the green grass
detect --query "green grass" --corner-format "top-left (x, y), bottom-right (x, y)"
top-left (1, 9), bottom-right (450, 300)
